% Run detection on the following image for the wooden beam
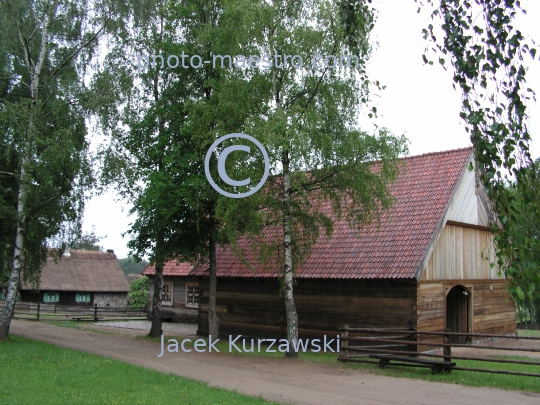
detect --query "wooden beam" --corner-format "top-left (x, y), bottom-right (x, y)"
top-left (446, 220), bottom-right (491, 232)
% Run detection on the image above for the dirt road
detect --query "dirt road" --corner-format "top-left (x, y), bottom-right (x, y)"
top-left (10, 320), bottom-right (540, 405)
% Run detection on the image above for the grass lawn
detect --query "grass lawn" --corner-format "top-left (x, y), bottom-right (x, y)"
top-left (0, 336), bottom-right (283, 405)
top-left (518, 329), bottom-right (540, 338)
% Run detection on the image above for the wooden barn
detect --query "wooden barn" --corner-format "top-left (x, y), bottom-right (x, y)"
top-left (143, 147), bottom-right (516, 342)
top-left (20, 250), bottom-right (130, 306)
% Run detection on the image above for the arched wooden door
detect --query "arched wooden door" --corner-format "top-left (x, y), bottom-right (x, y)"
top-left (446, 285), bottom-right (469, 344)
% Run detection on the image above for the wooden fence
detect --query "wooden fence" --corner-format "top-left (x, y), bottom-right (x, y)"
top-left (3, 300), bottom-right (147, 322)
top-left (338, 325), bottom-right (540, 377)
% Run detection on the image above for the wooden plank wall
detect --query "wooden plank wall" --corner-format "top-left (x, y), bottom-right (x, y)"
top-left (417, 283), bottom-right (445, 348)
top-left (473, 281), bottom-right (515, 335)
top-left (422, 225), bottom-right (499, 281)
top-left (198, 278), bottom-right (417, 340)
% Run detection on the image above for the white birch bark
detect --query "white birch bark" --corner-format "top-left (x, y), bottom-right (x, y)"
top-left (0, 5), bottom-right (56, 341)
top-left (282, 150), bottom-right (299, 357)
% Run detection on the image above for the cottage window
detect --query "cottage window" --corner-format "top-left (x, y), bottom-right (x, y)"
top-left (43, 292), bottom-right (59, 303)
top-left (0, 289), bottom-right (4, 300)
top-left (75, 293), bottom-right (91, 303)
top-left (162, 282), bottom-right (173, 306)
top-left (186, 284), bottom-right (199, 308)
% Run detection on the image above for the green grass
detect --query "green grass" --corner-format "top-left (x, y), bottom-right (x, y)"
top-left (0, 336), bottom-right (283, 405)
top-left (518, 329), bottom-right (540, 338)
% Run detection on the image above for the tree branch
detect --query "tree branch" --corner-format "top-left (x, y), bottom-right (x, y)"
top-left (51, 14), bottom-right (111, 77)
top-left (26, 186), bottom-right (71, 218)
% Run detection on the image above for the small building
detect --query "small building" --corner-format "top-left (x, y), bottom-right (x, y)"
top-left (142, 261), bottom-right (199, 322)
top-left (143, 147), bottom-right (516, 343)
top-left (20, 250), bottom-right (130, 306)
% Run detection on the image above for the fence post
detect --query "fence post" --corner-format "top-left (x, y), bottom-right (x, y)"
top-left (409, 321), bottom-right (417, 355)
top-left (94, 303), bottom-right (98, 322)
top-left (340, 325), bottom-right (349, 361)
top-left (37, 302), bottom-right (40, 321)
top-left (443, 328), bottom-right (452, 367)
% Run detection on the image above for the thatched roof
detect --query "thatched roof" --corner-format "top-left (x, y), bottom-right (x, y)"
top-left (21, 250), bottom-right (129, 292)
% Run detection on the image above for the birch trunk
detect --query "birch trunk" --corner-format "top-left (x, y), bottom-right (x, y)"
top-left (208, 234), bottom-right (220, 338)
top-left (0, 8), bottom-right (54, 341)
top-left (148, 260), bottom-right (163, 337)
top-left (282, 150), bottom-right (299, 358)
top-left (0, 174), bottom-right (27, 342)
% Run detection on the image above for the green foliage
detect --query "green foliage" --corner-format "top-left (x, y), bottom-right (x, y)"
top-left (0, 336), bottom-right (279, 404)
top-left (417, 1), bottom-right (539, 307)
top-left (0, 0), bottom-right (105, 288)
top-left (507, 158), bottom-right (540, 326)
top-left (128, 276), bottom-right (149, 307)
top-left (69, 226), bottom-right (105, 251)
top-left (118, 258), bottom-right (150, 276)
top-left (216, 0), bottom-right (408, 284)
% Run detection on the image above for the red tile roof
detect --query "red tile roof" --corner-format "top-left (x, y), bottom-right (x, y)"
top-left (142, 260), bottom-right (194, 277)
top-left (142, 147), bottom-right (472, 280)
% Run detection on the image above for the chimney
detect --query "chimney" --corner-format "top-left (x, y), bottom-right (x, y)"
top-left (106, 249), bottom-right (114, 254)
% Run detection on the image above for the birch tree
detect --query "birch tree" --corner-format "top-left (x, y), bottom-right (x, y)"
top-left (218, 0), bottom-right (408, 357)
top-left (0, 0), bottom-right (110, 341)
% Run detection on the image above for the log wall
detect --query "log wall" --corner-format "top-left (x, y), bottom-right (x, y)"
top-left (197, 278), bottom-right (417, 340)
top-left (417, 280), bottom-right (516, 349)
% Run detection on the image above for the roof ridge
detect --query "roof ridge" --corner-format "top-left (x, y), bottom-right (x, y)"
top-left (398, 146), bottom-right (473, 161)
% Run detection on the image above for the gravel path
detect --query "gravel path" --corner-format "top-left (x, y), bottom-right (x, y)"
top-left (94, 320), bottom-right (197, 335)
top-left (11, 320), bottom-right (540, 405)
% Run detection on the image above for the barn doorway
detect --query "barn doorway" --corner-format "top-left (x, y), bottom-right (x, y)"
top-left (446, 285), bottom-right (470, 344)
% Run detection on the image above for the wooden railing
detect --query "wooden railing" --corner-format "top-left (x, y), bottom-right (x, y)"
top-left (2, 300), bottom-right (147, 322)
top-left (338, 325), bottom-right (540, 377)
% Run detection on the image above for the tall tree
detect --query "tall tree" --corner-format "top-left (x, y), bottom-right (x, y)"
top-left (69, 226), bottom-right (105, 251)
top-left (92, 0), bottom-right (188, 337)
top-left (218, 0), bottom-right (408, 357)
top-left (95, 0), bottom-right (259, 338)
top-left (0, 0), bottom-right (109, 341)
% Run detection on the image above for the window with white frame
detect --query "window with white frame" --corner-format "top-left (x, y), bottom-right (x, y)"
top-left (186, 283), bottom-right (199, 308)
top-left (161, 282), bottom-right (173, 306)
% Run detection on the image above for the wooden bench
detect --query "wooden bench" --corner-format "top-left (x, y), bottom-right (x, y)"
top-left (369, 354), bottom-right (456, 374)
top-left (73, 317), bottom-right (101, 322)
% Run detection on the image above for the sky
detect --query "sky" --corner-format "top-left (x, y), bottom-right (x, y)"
top-left (82, 1), bottom-right (540, 259)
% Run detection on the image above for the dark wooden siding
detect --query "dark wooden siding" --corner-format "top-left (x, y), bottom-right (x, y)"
top-left (198, 278), bottom-right (417, 340)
